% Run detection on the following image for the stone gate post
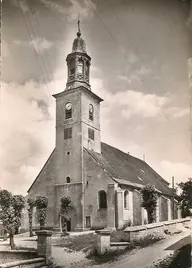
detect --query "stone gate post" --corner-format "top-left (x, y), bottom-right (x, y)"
top-left (36, 230), bottom-right (52, 264)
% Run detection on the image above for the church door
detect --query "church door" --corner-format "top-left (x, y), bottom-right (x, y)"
top-left (67, 219), bottom-right (71, 232)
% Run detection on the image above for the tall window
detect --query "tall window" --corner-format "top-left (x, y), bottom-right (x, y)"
top-left (64, 127), bottom-right (72, 139)
top-left (65, 102), bottom-right (72, 119)
top-left (66, 177), bottom-right (71, 183)
top-left (98, 190), bottom-right (107, 209)
top-left (88, 128), bottom-right (94, 140)
top-left (77, 59), bottom-right (84, 74)
top-left (124, 190), bottom-right (129, 209)
top-left (85, 61), bottom-right (89, 76)
top-left (69, 59), bottom-right (75, 74)
top-left (89, 104), bottom-right (94, 121)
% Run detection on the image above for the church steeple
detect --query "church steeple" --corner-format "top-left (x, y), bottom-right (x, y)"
top-left (66, 21), bottom-right (91, 90)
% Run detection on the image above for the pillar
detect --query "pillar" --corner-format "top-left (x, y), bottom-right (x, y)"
top-left (168, 199), bottom-right (172, 221)
top-left (107, 184), bottom-right (116, 230)
top-left (156, 196), bottom-right (160, 222)
top-left (36, 230), bottom-right (52, 264)
top-left (116, 189), bottom-right (124, 229)
top-left (96, 229), bottom-right (111, 255)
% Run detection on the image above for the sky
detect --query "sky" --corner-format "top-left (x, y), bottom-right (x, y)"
top-left (1, 0), bottom-right (192, 195)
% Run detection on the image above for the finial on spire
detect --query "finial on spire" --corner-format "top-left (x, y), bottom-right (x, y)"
top-left (77, 19), bottom-right (81, 37)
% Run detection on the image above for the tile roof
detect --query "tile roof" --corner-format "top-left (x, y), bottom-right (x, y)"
top-left (86, 142), bottom-right (174, 196)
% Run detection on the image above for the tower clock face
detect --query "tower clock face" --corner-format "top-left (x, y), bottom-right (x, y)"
top-left (66, 103), bottom-right (72, 110)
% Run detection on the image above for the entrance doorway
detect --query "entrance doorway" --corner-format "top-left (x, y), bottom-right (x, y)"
top-left (67, 219), bottom-right (71, 231)
top-left (85, 216), bottom-right (91, 228)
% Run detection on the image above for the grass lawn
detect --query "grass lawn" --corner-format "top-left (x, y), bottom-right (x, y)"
top-left (52, 233), bottom-right (97, 253)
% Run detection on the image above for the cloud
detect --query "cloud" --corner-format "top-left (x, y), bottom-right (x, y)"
top-left (160, 160), bottom-right (192, 184)
top-left (40, 0), bottom-right (96, 21)
top-left (2, 42), bottom-right (10, 58)
top-left (167, 107), bottom-right (190, 118)
top-left (13, 38), bottom-right (53, 54)
top-left (96, 87), bottom-right (169, 120)
top-left (0, 80), bottom-right (55, 194)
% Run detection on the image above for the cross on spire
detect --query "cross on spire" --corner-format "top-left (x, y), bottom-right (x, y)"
top-left (77, 19), bottom-right (81, 37)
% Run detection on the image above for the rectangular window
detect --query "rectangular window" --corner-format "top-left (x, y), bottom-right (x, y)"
top-left (88, 128), bottom-right (94, 140)
top-left (85, 216), bottom-right (91, 228)
top-left (64, 127), bottom-right (72, 139)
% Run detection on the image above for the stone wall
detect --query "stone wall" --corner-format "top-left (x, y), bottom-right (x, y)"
top-left (28, 150), bottom-right (56, 228)
top-left (83, 149), bottom-right (114, 230)
top-left (124, 217), bottom-right (191, 243)
top-left (160, 196), bottom-right (168, 221)
top-left (54, 183), bottom-right (83, 231)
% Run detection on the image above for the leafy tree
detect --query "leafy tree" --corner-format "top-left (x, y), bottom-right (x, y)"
top-left (0, 189), bottom-right (25, 249)
top-left (27, 197), bottom-right (36, 237)
top-left (35, 196), bottom-right (48, 230)
top-left (141, 185), bottom-right (158, 224)
top-left (11, 195), bottom-right (25, 234)
top-left (60, 197), bottom-right (72, 234)
top-left (178, 179), bottom-right (192, 217)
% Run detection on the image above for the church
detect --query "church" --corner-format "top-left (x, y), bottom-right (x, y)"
top-left (27, 23), bottom-right (180, 232)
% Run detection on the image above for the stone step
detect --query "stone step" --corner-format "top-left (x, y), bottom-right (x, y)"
top-left (110, 242), bottom-right (130, 247)
top-left (0, 258), bottom-right (45, 268)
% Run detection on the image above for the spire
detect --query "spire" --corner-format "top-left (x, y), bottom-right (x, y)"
top-left (72, 20), bottom-right (87, 53)
top-left (77, 19), bottom-right (81, 37)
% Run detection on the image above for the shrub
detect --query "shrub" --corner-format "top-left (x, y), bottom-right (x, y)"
top-left (141, 185), bottom-right (158, 223)
top-left (35, 196), bottom-right (48, 230)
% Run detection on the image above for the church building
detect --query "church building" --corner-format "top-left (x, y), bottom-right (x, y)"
top-left (27, 23), bottom-right (179, 232)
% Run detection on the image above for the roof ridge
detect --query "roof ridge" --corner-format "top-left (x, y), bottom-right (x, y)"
top-left (83, 147), bottom-right (117, 182)
top-left (27, 148), bottom-right (55, 193)
top-left (101, 142), bottom-right (169, 186)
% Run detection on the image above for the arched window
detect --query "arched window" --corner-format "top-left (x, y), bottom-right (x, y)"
top-left (77, 59), bottom-right (84, 74)
top-left (85, 61), bottom-right (89, 76)
top-left (98, 190), bottom-right (107, 209)
top-left (65, 102), bottom-right (72, 119)
top-left (89, 104), bottom-right (94, 121)
top-left (66, 177), bottom-right (70, 183)
top-left (69, 59), bottom-right (75, 74)
top-left (124, 190), bottom-right (129, 209)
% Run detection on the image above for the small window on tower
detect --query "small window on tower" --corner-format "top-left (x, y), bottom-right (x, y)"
top-left (89, 104), bottom-right (94, 121)
top-left (85, 61), bottom-right (89, 76)
top-left (88, 128), bottom-right (94, 140)
top-left (77, 59), bottom-right (84, 74)
top-left (64, 127), bottom-right (72, 139)
top-left (65, 102), bottom-right (72, 119)
top-left (69, 59), bottom-right (75, 74)
top-left (66, 177), bottom-right (71, 183)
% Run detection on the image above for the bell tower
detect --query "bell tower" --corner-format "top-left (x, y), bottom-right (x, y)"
top-left (66, 20), bottom-right (91, 91)
top-left (53, 21), bottom-right (103, 187)
top-left (52, 21), bottom-right (103, 231)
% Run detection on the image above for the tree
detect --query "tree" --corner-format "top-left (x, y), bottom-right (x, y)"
top-left (0, 189), bottom-right (25, 249)
top-left (27, 197), bottom-right (36, 237)
top-left (35, 196), bottom-right (48, 230)
top-left (60, 197), bottom-right (72, 234)
top-left (11, 195), bottom-right (25, 235)
top-left (141, 185), bottom-right (158, 224)
top-left (178, 179), bottom-right (192, 217)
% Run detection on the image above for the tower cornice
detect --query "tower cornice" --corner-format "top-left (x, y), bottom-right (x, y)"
top-left (52, 86), bottom-right (104, 103)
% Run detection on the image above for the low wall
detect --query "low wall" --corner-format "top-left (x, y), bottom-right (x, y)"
top-left (0, 250), bottom-right (37, 263)
top-left (95, 217), bottom-right (191, 255)
top-left (124, 217), bottom-right (191, 242)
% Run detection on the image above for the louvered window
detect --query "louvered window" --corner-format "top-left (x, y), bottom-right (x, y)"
top-left (64, 127), bottom-right (72, 139)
